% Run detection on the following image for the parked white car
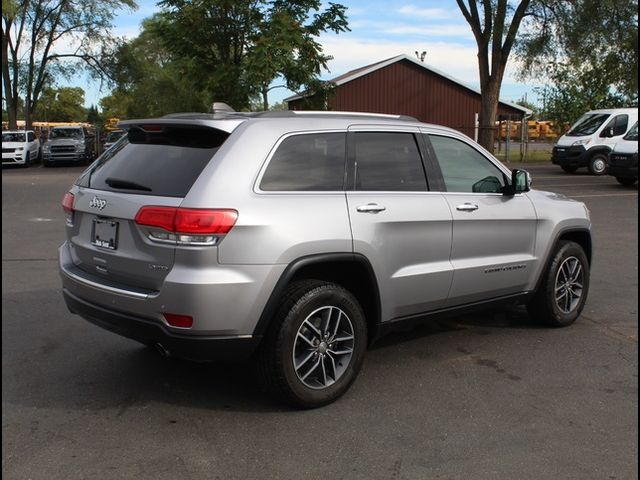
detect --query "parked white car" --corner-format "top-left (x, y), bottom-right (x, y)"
top-left (552, 108), bottom-right (638, 175)
top-left (2, 130), bottom-right (41, 166)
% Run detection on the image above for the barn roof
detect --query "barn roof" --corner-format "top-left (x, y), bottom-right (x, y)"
top-left (285, 54), bottom-right (532, 115)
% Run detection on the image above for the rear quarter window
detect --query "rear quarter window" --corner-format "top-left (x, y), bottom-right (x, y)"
top-left (260, 132), bottom-right (346, 191)
top-left (77, 125), bottom-right (229, 197)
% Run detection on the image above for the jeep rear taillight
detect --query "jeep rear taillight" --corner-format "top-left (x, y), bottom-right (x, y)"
top-left (62, 192), bottom-right (75, 226)
top-left (135, 207), bottom-right (237, 246)
top-left (62, 192), bottom-right (75, 213)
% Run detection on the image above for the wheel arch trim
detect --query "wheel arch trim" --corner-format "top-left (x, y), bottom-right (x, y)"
top-left (586, 146), bottom-right (613, 156)
top-left (533, 227), bottom-right (593, 294)
top-left (253, 253), bottom-right (381, 340)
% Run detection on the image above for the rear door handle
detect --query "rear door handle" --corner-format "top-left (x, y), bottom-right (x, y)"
top-left (456, 203), bottom-right (479, 212)
top-left (357, 203), bottom-right (386, 213)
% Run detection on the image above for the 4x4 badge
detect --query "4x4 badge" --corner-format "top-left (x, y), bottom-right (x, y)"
top-left (89, 196), bottom-right (107, 210)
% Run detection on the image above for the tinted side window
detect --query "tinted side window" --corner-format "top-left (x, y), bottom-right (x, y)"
top-left (354, 132), bottom-right (426, 191)
top-left (260, 133), bottom-right (345, 191)
top-left (428, 135), bottom-right (506, 193)
top-left (601, 115), bottom-right (629, 137)
top-left (27, 132), bottom-right (35, 142)
top-left (82, 126), bottom-right (229, 197)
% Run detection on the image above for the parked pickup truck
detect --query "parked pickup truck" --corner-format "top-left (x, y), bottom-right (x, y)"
top-left (42, 126), bottom-right (95, 167)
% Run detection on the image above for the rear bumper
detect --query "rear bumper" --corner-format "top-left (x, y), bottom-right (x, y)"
top-left (551, 145), bottom-right (588, 167)
top-left (58, 241), bottom-right (285, 357)
top-left (63, 289), bottom-right (261, 361)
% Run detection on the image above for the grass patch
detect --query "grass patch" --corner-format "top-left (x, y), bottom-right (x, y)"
top-left (494, 149), bottom-right (552, 163)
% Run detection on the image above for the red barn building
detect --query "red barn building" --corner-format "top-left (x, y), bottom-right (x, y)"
top-left (285, 54), bottom-right (531, 139)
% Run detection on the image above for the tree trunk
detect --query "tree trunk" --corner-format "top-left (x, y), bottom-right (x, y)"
top-left (455, 0), bottom-right (530, 153)
top-left (25, 101), bottom-right (34, 129)
top-left (262, 86), bottom-right (269, 111)
top-left (477, 79), bottom-right (501, 152)
top-left (24, 92), bottom-right (33, 129)
top-left (2, 30), bottom-right (17, 129)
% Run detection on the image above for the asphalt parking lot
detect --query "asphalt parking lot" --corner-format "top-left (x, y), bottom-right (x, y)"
top-left (2, 162), bottom-right (637, 480)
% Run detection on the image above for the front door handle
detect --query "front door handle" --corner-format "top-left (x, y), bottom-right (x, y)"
top-left (456, 203), bottom-right (479, 212)
top-left (357, 203), bottom-right (386, 213)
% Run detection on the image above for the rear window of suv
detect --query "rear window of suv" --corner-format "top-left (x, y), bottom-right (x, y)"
top-left (77, 125), bottom-right (229, 197)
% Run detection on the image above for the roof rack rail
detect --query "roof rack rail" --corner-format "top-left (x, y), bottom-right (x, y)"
top-left (252, 110), bottom-right (418, 121)
top-left (157, 109), bottom-right (419, 122)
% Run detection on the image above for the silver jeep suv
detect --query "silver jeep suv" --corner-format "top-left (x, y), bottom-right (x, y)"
top-left (59, 109), bottom-right (592, 407)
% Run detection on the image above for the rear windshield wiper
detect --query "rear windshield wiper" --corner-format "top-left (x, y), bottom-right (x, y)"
top-left (105, 177), bottom-right (152, 192)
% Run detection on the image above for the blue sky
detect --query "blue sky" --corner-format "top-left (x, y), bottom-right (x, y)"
top-left (71, 0), bottom-right (540, 109)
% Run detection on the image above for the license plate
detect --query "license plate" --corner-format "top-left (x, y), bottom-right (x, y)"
top-left (91, 218), bottom-right (118, 250)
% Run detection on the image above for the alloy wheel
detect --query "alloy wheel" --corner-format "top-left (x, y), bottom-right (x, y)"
top-left (292, 306), bottom-right (355, 390)
top-left (554, 256), bottom-right (584, 314)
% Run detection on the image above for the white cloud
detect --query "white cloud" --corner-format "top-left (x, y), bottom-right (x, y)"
top-left (318, 35), bottom-right (523, 86)
top-left (347, 18), bottom-right (474, 40)
top-left (398, 5), bottom-right (460, 20)
top-left (381, 24), bottom-right (473, 39)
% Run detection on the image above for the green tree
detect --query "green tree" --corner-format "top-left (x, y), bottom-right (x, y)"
top-left (516, 96), bottom-right (538, 119)
top-left (245, 1), bottom-right (348, 110)
top-left (101, 16), bottom-right (210, 118)
top-left (268, 101), bottom-right (288, 111)
top-left (2, 0), bottom-right (136, 129)
top-left (455, 0), bottom-right (532, 152)
top-left (99, 89), bottom-right (133, 119)
top-left (86, 104), bottom-right (102, 124)
top-left (517, 0), bottom-right (638, 123)
top-left (536, 69), bottom-right (630, 128)
top-left (36, 86), bottom-right (86, 122)
top-left (154, 0), bottom-right (349, 110)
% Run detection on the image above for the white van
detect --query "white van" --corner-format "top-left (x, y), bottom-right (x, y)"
top-left (607, 121), bottom-right (638, 185)
top-left (552, 108), bottom-right (638, 175)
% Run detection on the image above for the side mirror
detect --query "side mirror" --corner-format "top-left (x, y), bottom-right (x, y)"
top-left (504, 169), bottom-right (531, 196)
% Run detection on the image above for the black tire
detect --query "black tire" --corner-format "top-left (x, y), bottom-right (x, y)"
top-left (561, 165), bottom-right (579, 173)
top-left (42, 159), bottom-right (52, 168)
top-left (528, 240), bottom-right (590, 327)
top-left (256, 280), bottom-right (367, 408)
top-left (588, 153), bottom-right (608, 175)
top-left (616, 177), bottom-right (637, 186)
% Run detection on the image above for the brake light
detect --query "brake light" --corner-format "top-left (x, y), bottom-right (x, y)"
top-left (140, 124), bottom-right (164, 132)
top-left (175, 209), bottom-right (238, 234)
top-left (62, 192), bottom-right (75, 213)
top-left (134, 207), bottom-right (176, 232)
top-left (135, 207), bottom-right (238, 245)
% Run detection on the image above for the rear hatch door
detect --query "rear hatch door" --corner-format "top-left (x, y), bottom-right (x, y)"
top-left (67, 120), bottom-right (238, 291)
